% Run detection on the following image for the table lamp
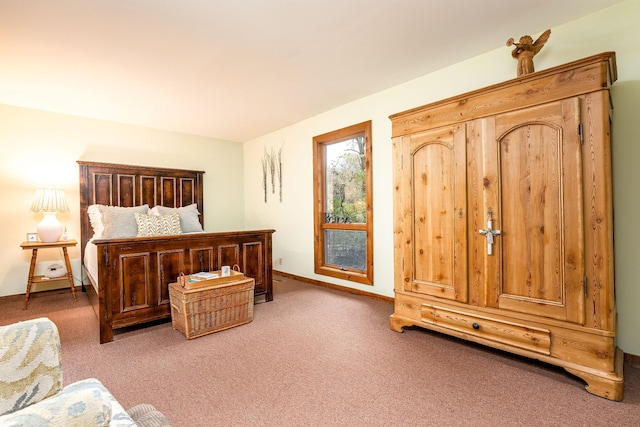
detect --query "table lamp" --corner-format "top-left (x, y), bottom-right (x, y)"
top-left (30, 188), bottom-right (69, 242)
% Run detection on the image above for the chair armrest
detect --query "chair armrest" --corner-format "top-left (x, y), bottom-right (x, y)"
top-left (0, 318), bottom-right (63, 416)
top-left (127, 403), bottom-right (172, 426)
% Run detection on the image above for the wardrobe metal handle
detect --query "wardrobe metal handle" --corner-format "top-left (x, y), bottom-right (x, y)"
top-left (478, 207), bottom-right (501, 255)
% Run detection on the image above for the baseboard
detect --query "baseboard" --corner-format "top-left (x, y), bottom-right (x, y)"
top-left (273, 270), bottom-right (394, 304)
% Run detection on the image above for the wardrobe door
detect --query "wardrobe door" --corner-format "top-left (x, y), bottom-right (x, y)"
top-left (482, 99), bottom-right (585, 324)
top-left (398, 124), bottom-right (468, 303)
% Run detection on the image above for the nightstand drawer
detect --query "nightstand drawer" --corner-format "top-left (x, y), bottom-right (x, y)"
top-left (421, 303), bottom-right (551, 355)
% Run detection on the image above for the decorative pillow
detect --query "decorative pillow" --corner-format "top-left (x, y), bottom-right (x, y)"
top-left (87, 204), bottom-right (104, 239)
top-left (151, 203), bottom-right (204, 233)
top-left (135, 212), bottom-right (182, 236)
top-left (99, 205), bottom-right (149, 239)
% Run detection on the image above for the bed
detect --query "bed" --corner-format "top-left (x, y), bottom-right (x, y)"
top-left (78, 161), bottom-right (274, 343)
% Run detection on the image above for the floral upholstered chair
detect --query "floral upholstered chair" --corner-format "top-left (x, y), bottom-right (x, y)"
top-left (0, 317), bottom-right (170, 426)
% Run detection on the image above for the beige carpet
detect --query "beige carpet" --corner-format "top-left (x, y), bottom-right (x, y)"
top-left (2, 276), bottom-right (639, 426)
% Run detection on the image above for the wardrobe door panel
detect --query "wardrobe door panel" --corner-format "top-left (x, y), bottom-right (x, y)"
top-left (404, 125), bottom-right (468, 303)
top-left (488, 99), bottom-right (584, 324)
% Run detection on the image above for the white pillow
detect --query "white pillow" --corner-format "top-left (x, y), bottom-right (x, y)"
top-left (99, 205), bottom-right (149, 239)
top-left (135, 212), bottom-right (182, 237)
top-left (150, 203), bottom-right (203, 233)
top-left (87, 204), bottom-right (104, 239)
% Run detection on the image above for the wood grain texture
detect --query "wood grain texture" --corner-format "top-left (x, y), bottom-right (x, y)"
top-left (403, 125), bottom-right (468, 302)
top-left (421, 303), bottom-right (551, 355)
top-left (390, 52), bottom-right (616, 138)
top-left (77, 161), bottom-right (204, 262)
top-left (78, 161), bottom-right (274, 344)
top-left (489, 99), bottom-right (585, 324)
top-left (390, 52), bottom-right (622, 400)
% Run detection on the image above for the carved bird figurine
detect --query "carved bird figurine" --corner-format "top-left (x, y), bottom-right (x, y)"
top-left (506, 29), bottom-right (551, 77)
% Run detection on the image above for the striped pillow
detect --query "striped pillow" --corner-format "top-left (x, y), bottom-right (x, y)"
top-left (135, 212), bottom-right (182, 237)
top-left (151, 203), bottom-right (204, 233)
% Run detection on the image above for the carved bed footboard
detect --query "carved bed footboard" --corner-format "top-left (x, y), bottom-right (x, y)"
top-left (91, 230), bottom-right (273, 343)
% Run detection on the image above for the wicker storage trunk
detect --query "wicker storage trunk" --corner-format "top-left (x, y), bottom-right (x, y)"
top-left (169, 277), bottom-right (255, 339)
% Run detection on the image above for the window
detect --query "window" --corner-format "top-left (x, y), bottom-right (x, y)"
top-left (313, 121), bottom-right (373, 285)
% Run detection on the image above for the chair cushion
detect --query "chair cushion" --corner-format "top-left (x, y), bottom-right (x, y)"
top-left (0, 379), bottom-right (111, 426)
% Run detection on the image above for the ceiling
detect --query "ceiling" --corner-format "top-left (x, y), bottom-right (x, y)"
top-left (0, 0), bottom-right (623, 142)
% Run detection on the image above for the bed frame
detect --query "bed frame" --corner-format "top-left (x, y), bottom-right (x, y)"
top-left (78, 161), bottom-right (274, 343)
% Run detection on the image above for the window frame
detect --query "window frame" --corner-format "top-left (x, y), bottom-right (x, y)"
top-left (312, 120), bottom-right (373, 285)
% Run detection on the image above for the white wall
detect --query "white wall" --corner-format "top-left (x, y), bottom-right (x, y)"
top-left (244, 0), bottom-right (640, 355)
top-left (0, 104), bottom-right (244, 298)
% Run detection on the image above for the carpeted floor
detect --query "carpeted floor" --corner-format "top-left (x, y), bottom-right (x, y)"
top-left (2, 276), bottom-right (639, 426)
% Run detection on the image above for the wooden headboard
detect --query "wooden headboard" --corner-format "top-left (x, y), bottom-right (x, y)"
top-left (77, 161), bottom-right (205, 261)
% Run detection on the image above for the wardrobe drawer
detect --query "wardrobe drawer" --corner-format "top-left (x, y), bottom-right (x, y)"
top-left (421, 303), bottom-right (551, 355)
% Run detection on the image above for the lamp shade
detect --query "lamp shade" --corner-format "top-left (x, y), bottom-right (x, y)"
top-left (31, 188), bottom-right (69, 213)
top-left (31, 188), bottom-right (68, 242)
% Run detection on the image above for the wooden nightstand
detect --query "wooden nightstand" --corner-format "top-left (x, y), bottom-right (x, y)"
top-left (20, 239), bottom-right (78, 309)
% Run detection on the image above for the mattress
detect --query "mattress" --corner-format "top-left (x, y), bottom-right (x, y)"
top-left (84, 239), bottom-right (99, 290)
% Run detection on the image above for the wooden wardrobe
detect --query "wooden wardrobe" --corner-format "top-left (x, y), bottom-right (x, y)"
top-left (390, 52), bottom-right (623, 400)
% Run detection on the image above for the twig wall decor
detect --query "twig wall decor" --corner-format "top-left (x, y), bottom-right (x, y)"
top-left (261, 143), bottom-right (284, 203)
top-left (261, 149), bottom-right (268, 203)
top-left (277, 144), bottom-right (283, 202)
top-left (269, 146), bottom-right (276, 195)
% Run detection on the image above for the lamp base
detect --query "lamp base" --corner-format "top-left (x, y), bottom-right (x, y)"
top-left (37, 212), bottom-right (63, 242)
